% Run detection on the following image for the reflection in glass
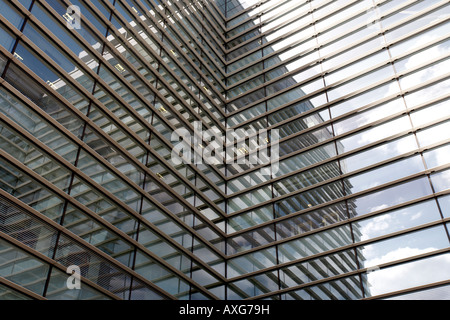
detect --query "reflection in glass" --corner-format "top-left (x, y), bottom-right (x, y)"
top-left (357, 225), bottom-right (449, 269)
top-left (283, 275), bottom-right (363, 300)
top-left (364, 253), bottom-right (450, 298)
top-left (353, 200), bottom-right (442, 242)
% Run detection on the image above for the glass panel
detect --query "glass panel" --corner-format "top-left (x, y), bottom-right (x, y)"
top-left (0, 284), bottom-right (31, 300)
top-left (410, 98), bottom-right (450, 128)
top-left (333, 98), bottom-right (406, 136)
top-left (0, 27), bottom-right (15, 53)
top-left (275, 142), bottom-right (337, 177)
top-left (227, 206), bottom-right (274, 233)
top-left (227, 225), bottom-right (275, 254)
top-left (274, 161), bottom-right (341, 196)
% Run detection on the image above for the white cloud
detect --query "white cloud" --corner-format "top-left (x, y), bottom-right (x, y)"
top-left (366, 249), bottom-right (450, 297)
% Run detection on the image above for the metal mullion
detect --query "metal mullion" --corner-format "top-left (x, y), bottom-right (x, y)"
top-left (227, 26), bottom-right (402, 103)
top-left (150, 0), bottom-right (229, 90)
top-left (0, 78), bottom-right (229, 275)
top-left (227, 46), bottom-right (388, 108)
top-left (0, 229), bottom-right (122, 300)
top-left (226, 45), bottom-right (317, 92)
top-left (226, 0), bottom-right (376, 61)
top-left (226, 3), bottom-right (312, 57)
top-left (224, 0), bottom-right (448, 77)
top-left (0, 149), bottom-right (223, 299)
top-left (146, 2), bottom-right (228, 92)
top-left (233, 0), bottom-right (309, 40)
top-left (94, 0), bottom-right (227, 133)
top-left (248, 246), bottom-right (450, 300)
top-left (122, 0), bottom-right (228, 114)
top-left (246, 30), bottom-right (450, 129)
top-left (226, 49), bottom-right (318, 95)
top-left (2, 185), bottom-right (155, 300)
top-left (226, 0), bottom-right (351, 51)
top-left (0, 0), bottom-right (34, 80)
top-left (225, 62), bottom-right (322, 105)
top-left (228, 217), bottom-right (450, 283)
top-left (20, 150), bottom-right (227, 288)
top-left (148, 0), bottom-right (228, 67)
top-left (23, 2), bottom-right (228, 202)
top-left (162, 0), bottom-right (227, 49)
top-left (83, 7), bottom-right (230, 178)
top-left (195, 0), bottom-right (228, 34)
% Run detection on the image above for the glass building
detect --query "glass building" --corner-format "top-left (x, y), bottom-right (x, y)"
top-left (0, 0), bottom-right (449, 300)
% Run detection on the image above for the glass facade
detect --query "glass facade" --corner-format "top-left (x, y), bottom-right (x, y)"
top-left (0, 0), bottom-right (448, 300)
